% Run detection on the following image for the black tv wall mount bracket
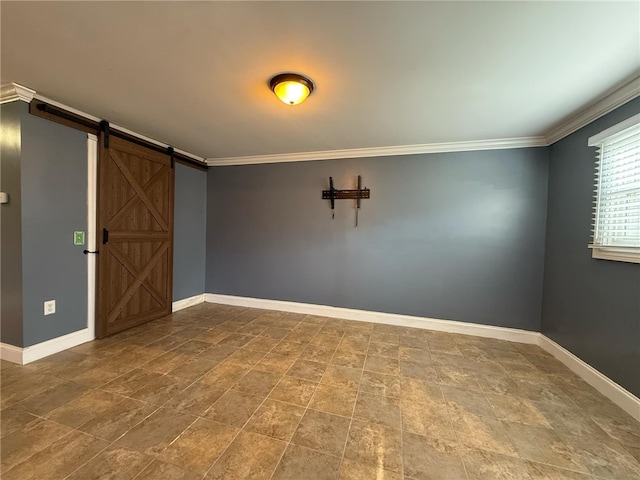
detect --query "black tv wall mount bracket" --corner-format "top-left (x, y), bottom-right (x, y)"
top-left (322, 175), bottom-right (370, 226)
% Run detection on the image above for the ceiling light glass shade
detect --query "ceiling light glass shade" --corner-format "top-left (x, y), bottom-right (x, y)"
top-left (270, 73), bottom-right (315, 105)
top-left (273, 81), bottom-right (309, 105)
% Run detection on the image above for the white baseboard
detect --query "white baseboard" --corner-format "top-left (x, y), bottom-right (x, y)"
top-left (537, 335), bottom-right (640, 422)
top-left (172, 294), bottom-right (205, 312)
top-left (4, 293), bottom-right (636, 422)
top-left (0, 328), bottom-right (94, 365)
top-left (204, 293), bottom-right (539, 345)
top-left (205, 293), bottom-right (640, 421)
top-left (0, 343), bottom-right (23, 364)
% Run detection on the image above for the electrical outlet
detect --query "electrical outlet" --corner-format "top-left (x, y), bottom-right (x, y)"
top-left (44, 300), bottom-right (56, 315)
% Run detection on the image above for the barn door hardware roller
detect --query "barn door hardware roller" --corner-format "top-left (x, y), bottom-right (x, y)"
top-left (99, 120), bottom-right (110, 148)
top-left (322, 175), bottom-right (370, 226)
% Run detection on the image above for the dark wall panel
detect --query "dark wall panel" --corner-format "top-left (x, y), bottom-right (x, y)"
top-left (542, 97), bottom-right (640, 396)
top-left (20, 112), bottom-right (87, 347)
top-left (206, 148), bottom-right (549, 331)
top-left (174, 163), bottom-right (207, 301)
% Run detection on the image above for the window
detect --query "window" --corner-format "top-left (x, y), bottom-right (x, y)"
top-left (588, 113), bottom-right (640, 263)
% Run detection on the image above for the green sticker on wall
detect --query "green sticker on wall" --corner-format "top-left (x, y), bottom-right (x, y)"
top-left (74, 231), bottom-right (85, 246)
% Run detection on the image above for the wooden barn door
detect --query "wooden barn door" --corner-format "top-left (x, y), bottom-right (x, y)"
top-left (96, 135), bottom-right (174, 338)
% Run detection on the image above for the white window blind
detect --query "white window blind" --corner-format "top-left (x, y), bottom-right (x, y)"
top-left (588, 114), bottom-right (640, 260)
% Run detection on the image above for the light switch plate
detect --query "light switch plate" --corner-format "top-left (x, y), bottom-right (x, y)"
top-left (44, 300), bottom-right (56, 315)
top-left (74, 231), bottom-right (85, 246)
top-left (0, 192), bottom-right (8, 204)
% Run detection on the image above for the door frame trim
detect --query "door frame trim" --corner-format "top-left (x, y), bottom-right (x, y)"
top-left (87, 133), bottom-right (98, 340)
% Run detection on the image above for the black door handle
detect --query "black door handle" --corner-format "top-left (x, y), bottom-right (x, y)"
top-left (83, 250), bottom-right (99, 255)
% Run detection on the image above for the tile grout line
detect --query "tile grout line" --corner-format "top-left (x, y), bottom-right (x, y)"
top-left (62, 309), bottom-right (265, 480)
top-left (264, 315), bottom-right (336, 480)
top-left (486, 349), bottom-right (587, 472)
top-left (2, 390), bottom-right (164, 479)
top-left (435, 335), bottom-right (594, 479)
top-left (172, 313), bottom-right (284, 477)
top-left (17, 316), bottom-right (352, 473)
top-left (57, 430), bottom-right (112, 480)
top-left (128, 458), bottom-right (162, 480)
top-left (202, 313), bottom-right (324, 480)
top-left (123, 310), bottom-right (263, 479)
top-left (335, 323), bottom-right (374, 478)
top-left (397, 327), bottom-right (418, 479)
top-left (5, 314), bottom-right (350, 480)
top-left (398, 332), bottom-right (406, 479)
top-left (431, 335), bottom-right (511, 480)
top-left (1, 428), bottom-right (97, 479)
top-left (443, 336), bottom-right (490, 480)
top-left (63, 397), bottom-right (166, 479)
top-left (4, 305), bottom-right (637, 480)
top-left (143, 307), bottom-right (265, 475)
top-left (443, 336), bottom-right (476, 480)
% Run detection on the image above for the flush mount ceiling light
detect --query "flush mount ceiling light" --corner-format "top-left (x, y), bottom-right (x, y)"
top-left (269, 73), bottom-right (315, 105)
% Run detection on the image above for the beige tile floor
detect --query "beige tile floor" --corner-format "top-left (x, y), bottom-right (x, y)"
top-left (1, 303), bottom-right (639, 479)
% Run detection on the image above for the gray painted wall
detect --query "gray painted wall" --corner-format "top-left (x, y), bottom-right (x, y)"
top-left (206, 148), bottom-right (549, 331)
top-left (0, 102), bottom-right (25, 347)
top-left (542, 97), bottom-right (640, 396)
top-left (20, 111), bottom-right (88, 347)
top-left (6, 91), bottom-right (635, 400)
top-left (173, 163), bottom-right (207, 301)
top-left (1, 105), bottom-right (207, 348)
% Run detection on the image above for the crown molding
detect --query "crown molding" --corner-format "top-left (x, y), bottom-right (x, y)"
top-left (544, 76), bottom-right (640, 146)
top-left (0, 81), bottom-right (205, 164)
top-left (6, 76), bottom-right (638, 167)
top-left (206, 136), bottom-right (548, 166)
top-left (0, 82), bottom-right (36, 104)
top-left (207, 76), bottom-right (640, 166)
top-left (0, 81), bottom-right (205, 165)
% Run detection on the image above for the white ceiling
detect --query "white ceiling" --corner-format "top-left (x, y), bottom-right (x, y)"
top-left (2, 1), bottom-right (639, 161)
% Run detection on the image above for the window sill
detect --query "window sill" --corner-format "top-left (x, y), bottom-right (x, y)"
top-left (591, 247), bottom-right (640, 264)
